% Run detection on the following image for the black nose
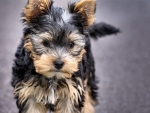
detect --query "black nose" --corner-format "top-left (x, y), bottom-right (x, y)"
top-left (54, 60), bottom-right (64, 69)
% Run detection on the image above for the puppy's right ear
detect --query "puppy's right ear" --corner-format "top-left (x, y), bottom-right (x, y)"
top-left (23, 0), bottom-right (53, 23)
top-left (69, 0), bottom-right (96, 29)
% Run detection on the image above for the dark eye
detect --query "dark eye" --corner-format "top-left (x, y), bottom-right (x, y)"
top-left (43, 40), bottom-right (50, 47)
top-left (69, 42), bottom-right (74, 49)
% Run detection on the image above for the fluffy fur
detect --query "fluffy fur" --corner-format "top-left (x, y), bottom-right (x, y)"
top-left (11, 0), bottom-right (119, 113)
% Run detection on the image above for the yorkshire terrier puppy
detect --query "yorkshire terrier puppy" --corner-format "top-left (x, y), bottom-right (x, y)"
top-left (11, 0), bottom-right (119, 113)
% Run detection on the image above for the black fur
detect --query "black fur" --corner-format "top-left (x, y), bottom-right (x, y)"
top-left (89, 22), bottom-right (120, 39)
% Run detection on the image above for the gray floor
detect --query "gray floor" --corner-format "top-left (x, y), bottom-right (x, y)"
top-left (0, 0), bottom-right (150, 113)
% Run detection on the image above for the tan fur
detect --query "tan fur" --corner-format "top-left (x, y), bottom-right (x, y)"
top-left (78, 49), bottom-right (86, 61)
top-left (54, 97), bottom-right (78, 113)
top-left (39, 32), bottom-right (53, 41)
top-left (24, 0), bottom-right (51, 22)
top-left (87, 86), bottom-right (97, 106)
top-left (81, 78), bottom-right (97, 113)
top-left (74, 0), bottom-right (96, 28)
top-left (81, 89), bottom-right (94, 113)
top-left (24, 35), bottom-right (33, 52)
top-left (33, 49), bottom-right (86, 79)
top-left (69, 30), bottom-right (85, 46)
top-left (34, 53), bottom-right (55, 74)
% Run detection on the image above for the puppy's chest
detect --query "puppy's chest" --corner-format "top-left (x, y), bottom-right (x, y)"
top-left (15, 77), bottom-right (83, 106)
top-left (34, 80), bottom-right (60, 105)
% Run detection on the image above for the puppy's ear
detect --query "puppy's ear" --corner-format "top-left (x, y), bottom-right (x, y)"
top-left (23, 0), bottom-right (52, 22)
top-left (69, 0), bottom-right (96, 29)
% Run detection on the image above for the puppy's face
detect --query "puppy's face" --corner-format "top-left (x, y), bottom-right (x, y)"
top-left (28, 27), bottom-right (85, 79)
top-left (23, 0), bottom-right (96, 79)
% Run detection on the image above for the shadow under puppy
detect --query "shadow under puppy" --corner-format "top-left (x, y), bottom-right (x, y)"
top-left (11, 0), bottom-right (119, 113)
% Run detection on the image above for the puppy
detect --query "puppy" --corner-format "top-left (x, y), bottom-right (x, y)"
top-left (11, 0), bottom-right (119, 113)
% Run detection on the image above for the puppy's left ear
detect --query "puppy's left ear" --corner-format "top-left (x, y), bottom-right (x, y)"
top-left (69, 0), bottom-right (96, 29)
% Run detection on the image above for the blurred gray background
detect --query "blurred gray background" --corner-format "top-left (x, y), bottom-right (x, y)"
top-left (0, 0), bottom-right (150, 113)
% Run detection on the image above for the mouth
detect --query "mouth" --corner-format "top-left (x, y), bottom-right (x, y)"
top-left (55, 69), bottom-right (62, 72)
top-left (42, 70), bottom-right (72, 79)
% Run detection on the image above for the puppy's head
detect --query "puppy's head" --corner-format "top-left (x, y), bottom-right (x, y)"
top-left (23, 0), bottom-right (96, 79)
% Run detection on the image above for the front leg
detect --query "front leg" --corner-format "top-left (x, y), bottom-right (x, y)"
top-left (17, 96), bottom-right (47, 113)
top-left (13, 79), bottom-right (48, 113)
top-left (81, 90), bottom-right (95, 113)
top-left (54, 78), bottom-right (84, 113)
top-left (54, 96), bottom-right (82, 113)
